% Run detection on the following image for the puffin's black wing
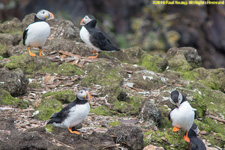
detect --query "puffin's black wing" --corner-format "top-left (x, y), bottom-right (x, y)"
top-left (47, 101), bottom-right (76, 124)
top-left (168, 108), bottom-right (175, 121)
top-left (89, 29), bottom-right (120, 51)
top-left (23, 28), bottom-right (28, 46)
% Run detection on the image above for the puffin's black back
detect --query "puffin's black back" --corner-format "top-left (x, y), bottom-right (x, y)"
top-left (85, 20), bottom-right (120, 51)
top-left (188, 124), bottom-right (206, 150)
top-left (47, 98), bottom-right (88, 124)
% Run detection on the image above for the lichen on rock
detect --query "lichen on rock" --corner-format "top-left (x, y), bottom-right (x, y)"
top-left (35, 98), bottom-right (63, 121)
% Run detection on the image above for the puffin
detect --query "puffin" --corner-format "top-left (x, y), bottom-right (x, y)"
top-left (80, 15), bottom-right (120, 58)
top-left (168, 90), bottom-right (196, 142)
top-left (47, 89), bottom-right (91, 134)
top-left (23, 9), bottom-right (54, 57)
top-left (188, 123), bottom-right (206, 150)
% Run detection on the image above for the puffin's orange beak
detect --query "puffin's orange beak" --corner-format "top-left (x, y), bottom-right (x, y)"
top-left (47, 12), bottom-right (54, 20)
top-left (80, 18), bottom-right (85, 25)
top-left (87, 91), bottom-right (91, 100)
top-left (176, 104), bottom-right (179, 108)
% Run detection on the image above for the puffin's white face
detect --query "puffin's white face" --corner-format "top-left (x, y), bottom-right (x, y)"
top-left (170, 90), bottom-right (183, 108)
top-left (36, 9), bottom-right (54, 21)
top-left (77, 89), bottom-right (91, 100)
top-left (80, 15), bottom-right (94, 25)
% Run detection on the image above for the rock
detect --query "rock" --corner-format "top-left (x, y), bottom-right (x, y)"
top-left (0, 18), bottom-right (23, 34)
top-left (131, 70), bottom-right (164, 90)
top-left (107, 124), bottom-right (144, 150)
top-left (81, 58), bottom-right (124, 91)
top-left (0, 67), bottom-right (28, 96)
top-left (139, 101), bottom-right (161, 128)
top-left (4, 54), bottom-right (84, 75)
top-left (143, 145), bottom-right (165, 150)
top-left (35, 98), bottom-right (63, 121)
top-left (166, 47), bottom-right (202, 71)
top-left (48, 19), bottom-right (80, 40)
top-left (0, 89), bottom-right (29, 108)
top-left (42, 90), bottom-right (76, 104)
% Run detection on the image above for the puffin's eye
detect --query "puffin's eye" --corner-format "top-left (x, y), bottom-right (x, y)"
top-left (42, 11), bottom-right (45, 14)
top-left (80, 91), bottom-right (83, 94)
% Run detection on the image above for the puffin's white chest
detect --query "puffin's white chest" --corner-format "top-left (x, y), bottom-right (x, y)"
top-left (54, 102), bottom-right (90, 128)
top-left (170, 101), bottom-right (195, 131)
top-left (80, 26), bottom-right (100, 51)
top-left (25, 22), bottom-right (50, 48)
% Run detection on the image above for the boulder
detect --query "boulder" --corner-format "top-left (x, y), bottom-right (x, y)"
top-left (0, 67), bottom-right (28, 96)
top-left (139, 101), bottom-right (161, 128)
top-left (166, 47), bottom-right (202, 71)
top-left (107, 124), bottom-right (144, 150)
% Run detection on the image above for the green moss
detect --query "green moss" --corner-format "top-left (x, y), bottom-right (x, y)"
top-left (0, 44), bottom-right (7, 57)
top-left (45, 124), bottom-right (54, 133)
top-left (90, 105), bottom-right (113, 116)
top-left (5, 55), bottom-right (84, 75)
top-left (144, 129), bottom-right (188, 149)
top-left (42, 90), bottom-right (76, 103)
top-left (138, 54), bottom-right (163, 72)
top-left (195, 119), bottom-right (225, 147)
top-left (109, 121), bottom-right (121, 127)
top-left (81, 59), bottom-right (123, 86)
top-left (35, 98), bottom-right (62, 121)
top-left (55, 63), bottom-right (84, 76)
top-left (168, 53), bottom-right (191, 72)
top-left (0, 89), bottom-right (29, 108)
top-left (189, 83), bottom-right (225, 116)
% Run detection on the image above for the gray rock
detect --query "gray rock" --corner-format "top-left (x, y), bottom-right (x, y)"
top-left (166, 47), bottom-right (202, 70)
top-left (107, 124), bottom-right (144, 150)
top-left (0, 67), bottom-right (28, 96)
top-left (139, 101), bottom-right (161, 127)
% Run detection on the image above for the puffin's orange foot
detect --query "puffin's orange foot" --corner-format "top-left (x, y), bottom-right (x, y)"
top-left (184, 131), bottom-right (190, 142)
top-left (29, 52), bottom-right (37, 57)
top-left (91, 50), bottom-right (98, 54)
top-left (173, 126), bottom-right (180, 132)
top-left (68, 127), bottom-right (81, 135)
top-left (88, 53), bottom-right (99, 59)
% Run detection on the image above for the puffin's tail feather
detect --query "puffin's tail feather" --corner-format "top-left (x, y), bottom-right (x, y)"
top-left (47, 118), bottom-right (61, 124)
top-left (104, 44), bottom-right (120, 51)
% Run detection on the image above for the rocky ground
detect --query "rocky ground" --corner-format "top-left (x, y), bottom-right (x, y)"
top-left (0, 13), bottom-right (225, 150)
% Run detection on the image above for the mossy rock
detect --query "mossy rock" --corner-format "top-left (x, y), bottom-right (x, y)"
top-left (108, 121), bottom-right (122, 127)
top-left (4, 54), bottom-right (84, 75)
top-left (144, 129), bottom-right (188, 150)
top-left (101, 46), bottom-right (145, 64)
top-left (81, 58), bottom-right (124, 86)
top-left (0, 89), bottom-right (29, 108)
top-left (0, 18), bottom-right (23, 34)
top-left (90, 105), bottom-right (113, 116)
top-left (183, 67), bottom-right (225, 92)
top-left (42, 90), bottom-right (76, 104)
top-left (35, 98), bottom-right (63, 121)
top-left (166, 47), bottom-right (201, 71)
top-left (0, 44), bottom-right (7, 57)
top-left (195, 119), bottom-right (225, 147)
top-left (189, 82), bottom-right (225, 116)
top-left (168, 53), bottom-right (192, 72)
top-left (112, 94), bottom-right (145, 115)
top-left (131, 70), bottom-right (164, 91)
top-left (138, 54), bottom-right (168, 72)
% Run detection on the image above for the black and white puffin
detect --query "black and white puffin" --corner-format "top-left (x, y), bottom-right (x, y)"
top-left (23, 10), bottom-right (54, 57)
top-left (188, 123), bottom-right (206, 150)
top-left (168, 90), bottom-right (196, 142)
top-left (80, 15), bottom-right (120, 58)
top-left (47, 89), bottom-right (91, 134)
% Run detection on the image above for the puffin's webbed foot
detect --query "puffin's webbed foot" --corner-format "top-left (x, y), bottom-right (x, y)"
top-left (173, 126), bottom-right (180, 132)
top-left (184, 130), bottom-right (190, 142)
top-left (28, 47), bottom-right (36, 57)
top-left (68, 127), bottom-right (81, 135)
